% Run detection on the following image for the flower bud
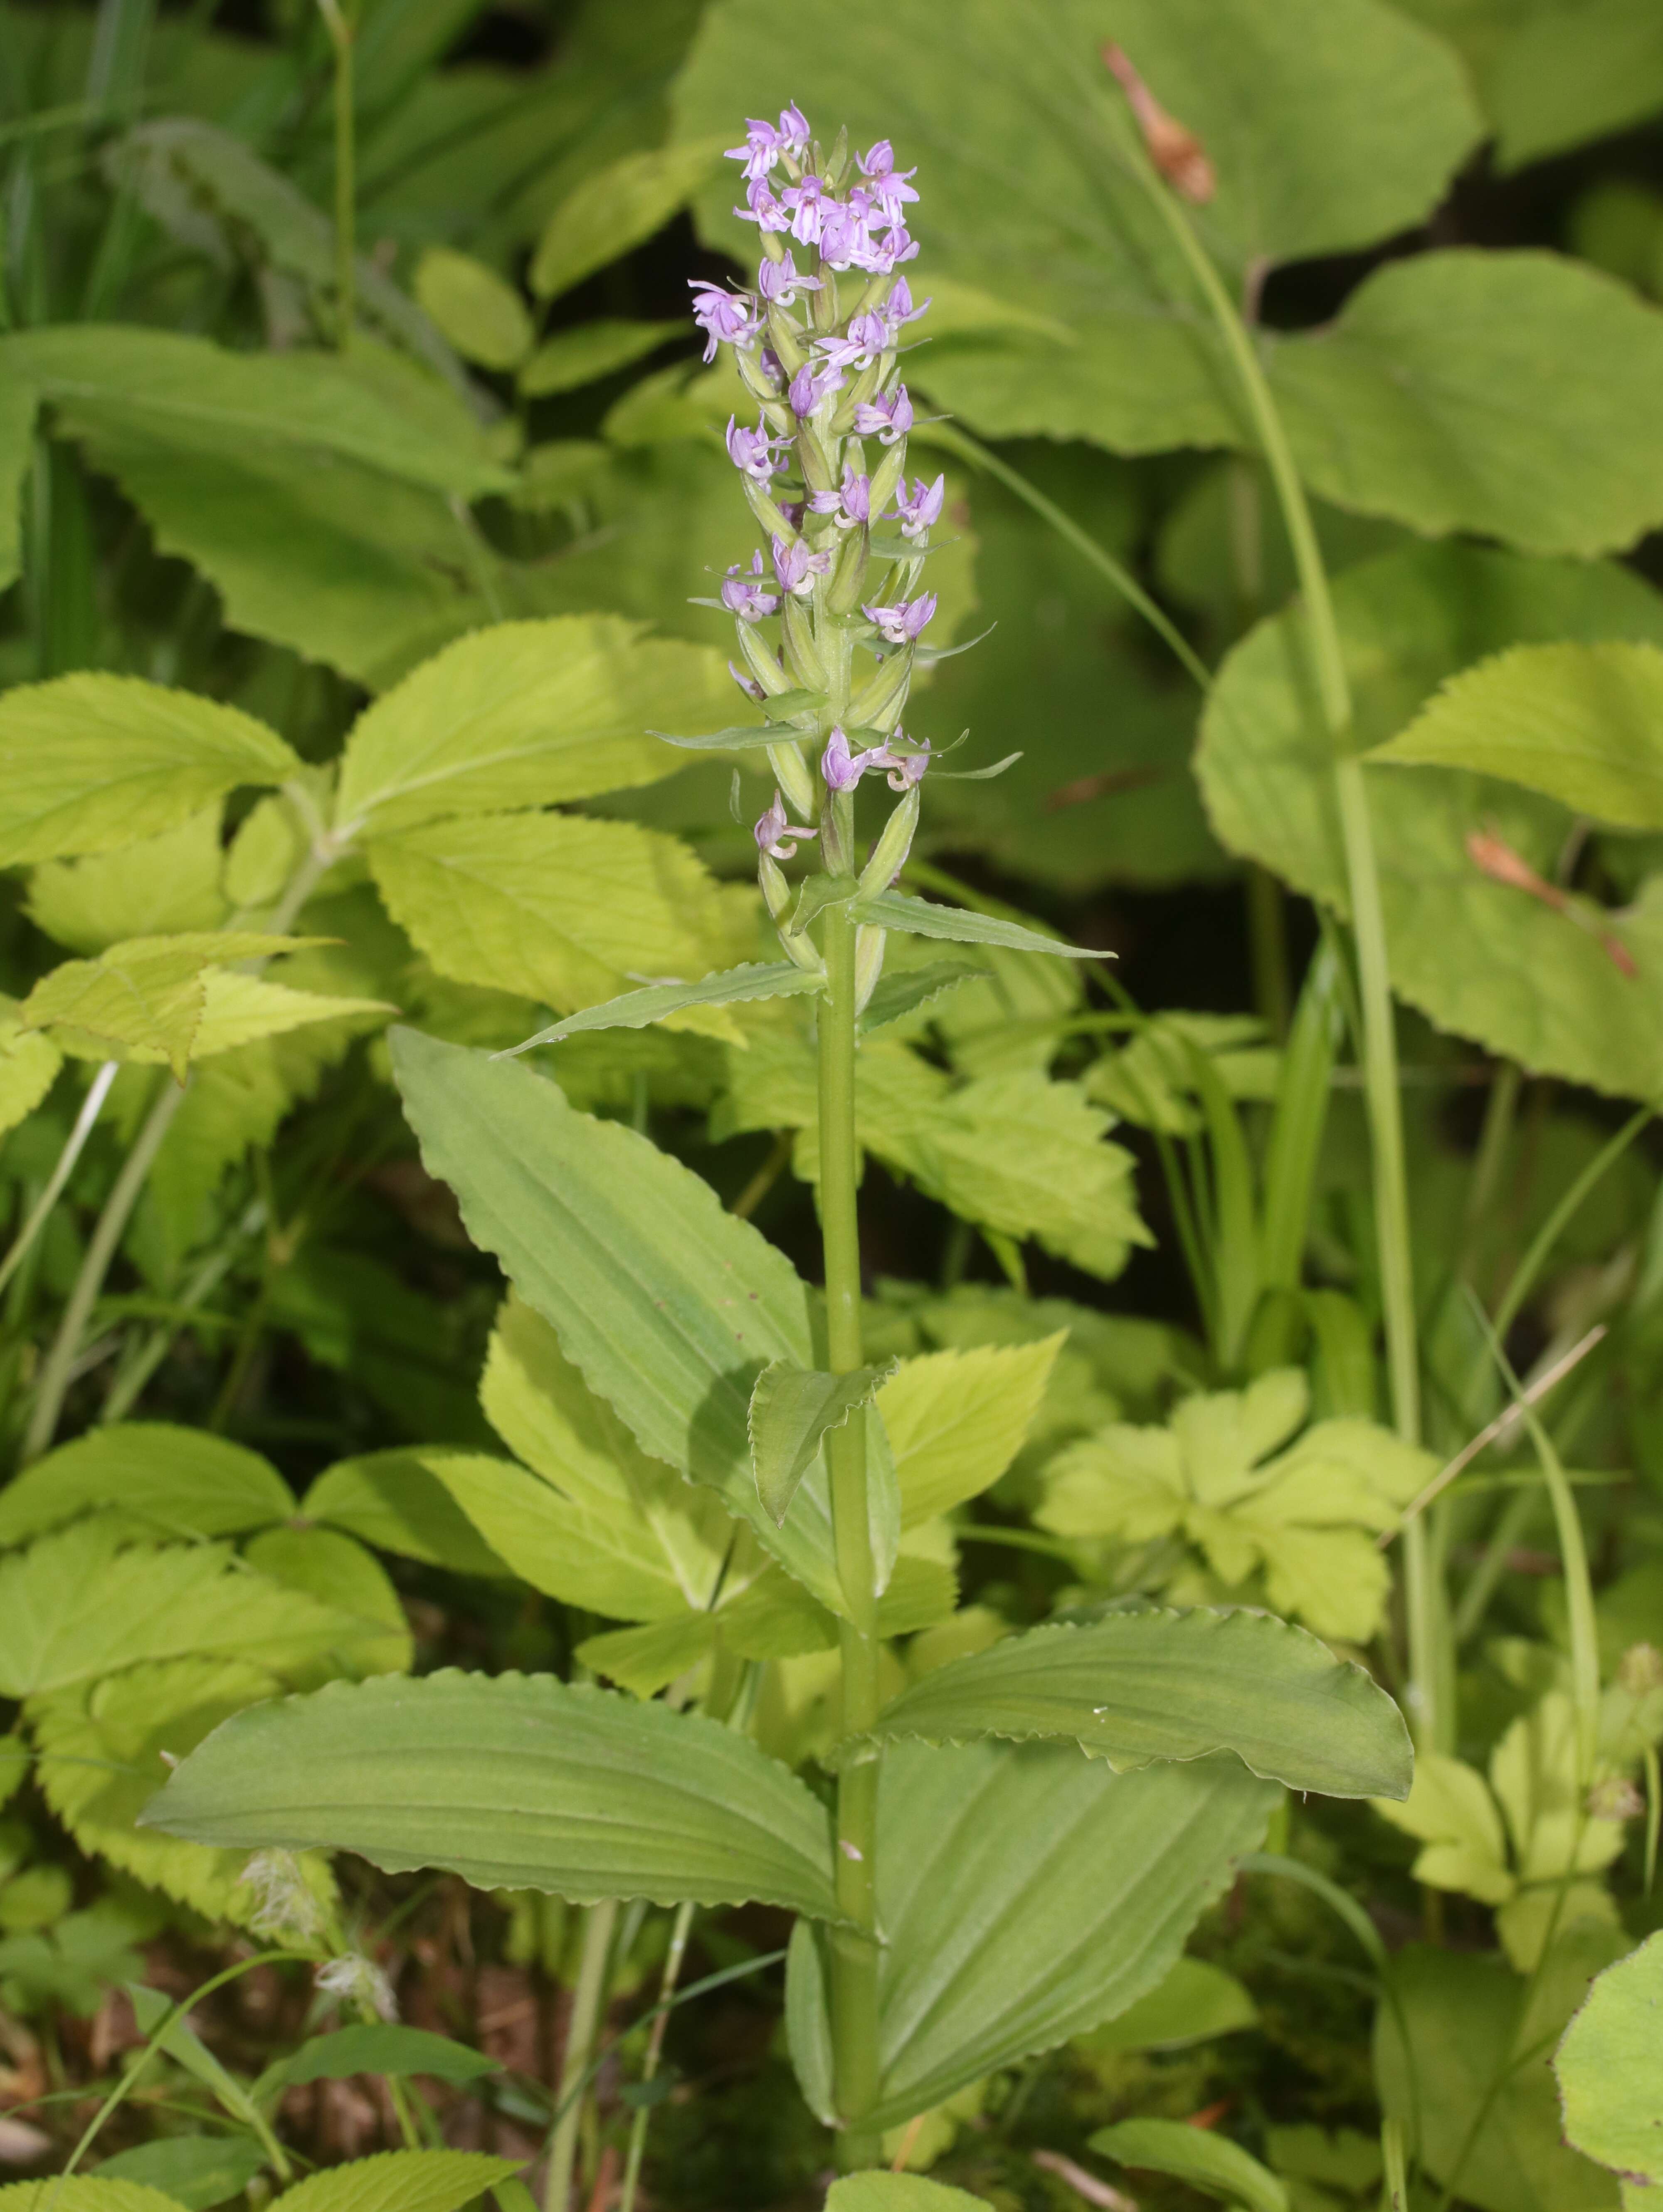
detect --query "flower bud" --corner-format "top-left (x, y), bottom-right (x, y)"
top-left (820, 787), bottom-right (855, 877)
top-left (868, 437), bottom-right (908, 519)
top-left (764, 306), bottom-right (806, 375)
top-left (768, 739), bottom-right (816, 820)
top-left (782, 596), bottom-right (828, 689)
top-left (853, 923), bottom-right (887, 1014)
top-left (737, 344), bottom-right (784, 403)
top-left (797, 424), bottom-right (837, 494)
top-left (858, 784), bottom-right (920, 897)
top-left (735, 621), bottom-right (791, 697)
top-left (1587, 1775), bottom-right (1646, 1822)
top-left (780, 918), bottom-right (827, 973)
top-left (759, 852), bottom-right (790, 920)
top-left (827, 528), bottom-right (869, 616)
top-left (849, 644), bottom-right (913, 732)
top-left (745, 476), bottom-right (797, 541)
top-left (1618, 1642), bottom-right (1663, 1695)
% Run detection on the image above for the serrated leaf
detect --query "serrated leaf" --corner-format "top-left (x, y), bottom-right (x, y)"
top-left (242, 1527), bottom-right (412, 1679)
top-left (0, 2181), bottom-right (190, 2210)
top-left (336, 617), bottom-right (731, 833)
top-left (1197, 540), bottom-right (1663, 1101)
top-left (27, 809), bottom-right (227, 954)
top-left (0, 1522), bottom-right (386, 1697)
top-left (0, 1425), bottom-right (293, 1548)
top-left (414, 248), bottom-right (533, 371)
top-left (390, 1030), bottom-right (846, 1610)
top-left (530, 136), bottom-right (728, 301)
top-left (501, 961), bottom-right (823, 1057)
top-left (1091, 2118), bottom-right (1289, 2212)
top-left (0, 1012), bottom-right (60, 1140)
top-left (859, 960), bottom-right (983, 1035)
top-left (853, 889), bottom-right (1101, 959)
top-left (1555, 1933), bottom-right (1663, 2186)
top-left (1370, 640), bottom-right (1663, 828)
top-left (141, 1670), bottom-right (841, 1918)
top-left (97, 2135), bottom-right (266, 2211)
top-left (750, 1363), bottom-right (892, 1527)
top-left (19, 933), bottom-right (313, 1080)
top-left (259, 2022), bottom-right (499, 2098)
top-left (855, 1738), bottom-right (1275, 2126)
top-left (261, 2151), bottom-right (520, 2212)
top-left (518, 319), bottom-right (681, 397)
top-left (878, 1340), bottom-right (1061, 1526)
top-left (303, 1451), bottom-right (515, 1579)
top-left (848, 1608), bottom-right (1411, 1798)
top-left (1373, 1753), bottom-right (1514, 1906)
top-left (0, 676), bottom-right (299, 866)
top-left (188, 972), bottom-right (394, 1060)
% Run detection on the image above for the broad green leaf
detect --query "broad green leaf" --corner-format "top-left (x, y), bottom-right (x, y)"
top-left (859, 1738), bottom-right (1276, 2125)
top-left (369, 812), bottom-right (730, 1019)
top-left (390, 1030), bottom-right (845, 1610)
top-left (29, 1657), bottom-right (332, 1933)
top-left (877, 1341), bottom-right (1061, 1527)
top-left (303, 1451), bottom-right (514, 1579)
top-left (414, 248), bottom-right (533, 371)
top-left (0, 1012), bottom-right (61, 1141)
top-left (1484, 0), bottom-right (1663, 170)
top-left (519, 319), bottom-right (682, 398)
top-left (1377, 1936), bottom-right (1626, 2212)
top-left (1372, 1752), bottom-right (1515, 1905)
top-left (259, 2022), bottom-right (499, 2097)
top-left (265, 2151), bottom-right (520, 2212)
top-left (27, 809), bottom-right (227, 953)
top-left (1196, 541), bottom-right (1663, 1101)
top-left (1555, 1933), bottom-right (1663, 2186)
top-left (479, 1295), bottom-right (733, 1616)
top-left (827, 2180), bottom-right (992, 2212)
top-left (0, 1522), bottom-right (385, 1697)
top-left (1084, 1955), bottom-right (1258, 2054)
top-left (575, 1614), bottom-right (718, 1698)
top-left (188, 973), bottom-right (394, 1062)
top-left (0, 676), bottom-right (299, 866)
top-left (849, 1608), bottom-right (1412, 1798)
top-left (501, 962), bottom-right (824, 1056)
top-left (0, 2182), bottom-right (190, 2211)
top-left (530, 136), bottom-right (728, 301)
top-left (20, 933), bottom-right (311, 1080)
top-left (0, 327), bottom-right (505, 499)
top-left (853, 889), bottom-right (1101, 960)
top-left (1370, 641), bottom-right (1663, 828)
top-left (1268, 252), bottom-right (1663, 558)
top-left (142, 1669), bottom-right (841, 1918)
top-left (1091, 2118), bottom-right (1289, 2212)
top-left (98, 2136), bottom-right (265, 2210)
top-left (751, 1363), bottom-right (891, 1526)
top-left (242, 1528), bottom-right (413, 1679)
top-left (336, 617), bottom-right (731, 833)
top-left (674, 0), bottom-right (1478, 454)
top-left (0, 1425), bottom-right (293, 1548)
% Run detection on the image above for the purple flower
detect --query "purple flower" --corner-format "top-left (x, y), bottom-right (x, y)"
top-left (735, 175), bottom-right (792, 232)
top-left (788, 359), bottom-right (844, 419)
top-left (689, 281), bottom-right (757, 363)
top-left (727, 118), bottom-right (787, 180)
top-left (817, 309), bottom-right (894, 373)
top-left (782, 174), bottom-right (829, 245)
top-left (863, 592), bottom-right (938, 646)
top-left (882, 733), bottom-right (931, 790)
top-left (853, 384), bottom-right (913, 444)
top-left (893, 472), bottom-right (945, 539)
top-left (808, 464), bottom-right (873, 531)
top-left (822, 724), bottom-right (891, 792)
top-left (864, 222), bottom-right (920, 274)
top-left (755, 789), bottom-right (818, 860)
top-left (772, 533), bottom-right (832, 598)
top-left (817, 198), bottom-right (881, 273)
top-left (757, 251), bottom-right (820, 306)
top-left (777, 103), bottom-right (811, 160)
top-left (725, 414), bottom-right (786, 483)
top-left (721, 551), bottom-right (781, 621)
top-left (889, 276), bottom-right (930, 329)
top-left (858, 140), bottom-right (920, 222)
top-left (728, 660), bottom-right (767, 704)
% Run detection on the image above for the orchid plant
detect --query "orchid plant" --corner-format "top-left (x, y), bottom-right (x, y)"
top-left (138, 110), bottom-right (1413, 2194)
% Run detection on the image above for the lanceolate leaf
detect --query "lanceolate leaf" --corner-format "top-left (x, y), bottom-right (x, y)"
top-left (390, 1030), bottom-right (846, 1610)
top-left (257, 2023), bottom-right (500, 2098)
top-left (0, 676), bottom-right (300, 867)
top-left (141, 1670), bottom-right (841, 1919)
top-left (861, 1739), bottom-right (1274, 2126)
top-left (335, 617), bottom-right (732, 834)
top-left (844, 1608), bottom-right (1412, 1799)
top-left (750, 1362), bottom-right (893, 1526)
top-left (852, 889), bottom-right (1103, 960)
top-left (530, 137), bottom-right (730, 302)
top-left (500, 963), bottom-right (825, 1057)
top-left (1090, 2119), bottom-right (1289, 2212)
top-left (1370, 641), bottom-right (1663, 829)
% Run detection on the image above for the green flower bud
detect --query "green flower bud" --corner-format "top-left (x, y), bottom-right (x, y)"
top-left (759, 852), bottom-right (790, 920)
top-left (783, 596), bottom-right (829, 689)
top-left (744, 476), bottom-right (796, 541)
top-left (849, 644), bottom-right (913, 732)
top-left (765, 306), bottom-right (806, 374)
top-left (768, 739), bottom-right (816, 820)
top-left (736, 620), bottom-right (792, 697)
top-left (853, 923), bottom-right (888, 1015)
top-left (868, 436), bottom-right (908, 519)
top-left (827, 529), bottom-right (869, 616)
top-left (820, 786), bottom-right (855, 877)
top-left (858, 785), bottom-right (920, 898)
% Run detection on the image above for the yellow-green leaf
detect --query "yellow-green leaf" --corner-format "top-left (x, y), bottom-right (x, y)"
top-left (413, 247), bottom-right (533, 371)
top-left (530, 137), bottom-right (729, 303)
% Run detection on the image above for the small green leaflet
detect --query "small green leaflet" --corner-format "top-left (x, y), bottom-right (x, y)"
top-left (256, 2022), bottom-right (499, 2102)
top-left (853, 890), bottom-right (1103, 960)
top-left (750, 1362), bottom-right (894, 1526)
top-left (262, 2150), bottom-right (520, 2212)
top-left (498, 962), bottom-right (824, 1058)
top-left (98, 2136), bottom-right (266, 2210)
top-left (1554, 1931), bottom-right (1663, 2187)
top-left (841, 1607), bottom-right (1412, 1800)
top-left (1090, 2119), bottom-right (1289, 2212)
top-left (826, 2179), bottom-right (993, 2211)
top-left (859, 960), bottom-right (983, 1035)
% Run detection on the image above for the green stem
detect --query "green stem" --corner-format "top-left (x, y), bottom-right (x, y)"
top-left (1103, 93), bottom-right (1435, 1737)
top-left (617, 1901), bottom-right (695, 2212)
top-left (819, 901), bottom-right (883, 2169)
top-left (544, 1898), bottom-right (618, 2212)
top-left (0, 1060), bottom-right (118, 1303)
top-left (317, 0), bottom-right (355, 348)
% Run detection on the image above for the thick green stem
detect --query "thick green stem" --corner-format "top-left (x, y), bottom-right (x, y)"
top-left (544, 1898), bottom-right (617, 2212)
top-left (819, 901), bottom-right (882, 2167)
top-left (1106, 98), bottom-right (1436, 1739)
